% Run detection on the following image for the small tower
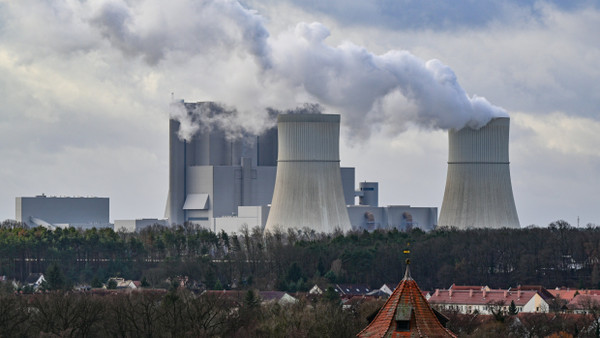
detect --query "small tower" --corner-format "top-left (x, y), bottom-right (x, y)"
top-left (357, 261), bottom-right (456, 337)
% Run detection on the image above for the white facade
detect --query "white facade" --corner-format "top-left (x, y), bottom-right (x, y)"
top-left (265, 114), bottom-right (352, 233)
top-left (347, 205), bottom-right (438, 231)
top-left (16, 195), bottom-right (110, 229)
top-left (114, 218), bottom-right (167, 232)
top-left (439, 117), bottom-right (520, 229)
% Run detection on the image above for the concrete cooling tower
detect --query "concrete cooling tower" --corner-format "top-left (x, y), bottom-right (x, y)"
top-left (438, 117), bottom-right (520, 229)
top-left (264, 114), bottom-right (352, 233)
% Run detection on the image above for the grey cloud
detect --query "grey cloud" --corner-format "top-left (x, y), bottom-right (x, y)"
top-left (281, 0), bottom-right (598, 30)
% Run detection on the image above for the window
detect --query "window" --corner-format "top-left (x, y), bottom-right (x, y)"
top-left (396, 320), bottom-right (410, 332)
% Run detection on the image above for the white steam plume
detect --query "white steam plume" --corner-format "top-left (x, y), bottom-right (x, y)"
top-left (89, 0), bottom-right (507, 141)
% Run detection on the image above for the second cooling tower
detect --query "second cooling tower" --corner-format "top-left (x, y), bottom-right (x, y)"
top-left (264, 114), bottom-right (352, 233)
top-left (439, 117), bottom-right (520, 229)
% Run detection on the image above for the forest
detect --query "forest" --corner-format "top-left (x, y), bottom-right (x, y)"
top-left (0, 219), bottom-right (599, 291)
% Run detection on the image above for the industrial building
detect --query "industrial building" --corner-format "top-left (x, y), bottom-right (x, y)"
top-left (265, 114), bottom-right (352, 233)
top-left (16, 195), bottom-right (110, 229)
top-left (165, 102), bottom-right (437, 233)
top-left (438, 117), bottom-right (520, 229)
top-left (113, 218), bottom-right (167, 232)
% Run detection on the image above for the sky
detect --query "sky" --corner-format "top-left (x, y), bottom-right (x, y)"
top-left (0, 0), bottom-right (598, 227)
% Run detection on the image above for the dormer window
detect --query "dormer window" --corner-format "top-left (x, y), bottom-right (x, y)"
top-left (395, 304), bottom-right (413, 332)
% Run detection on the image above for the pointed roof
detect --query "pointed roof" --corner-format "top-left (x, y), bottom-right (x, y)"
top-left (357, 265), bottom-right (456, 337)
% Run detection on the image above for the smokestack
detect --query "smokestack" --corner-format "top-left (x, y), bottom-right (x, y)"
top-left (264, 114), bottom-right (351, 233)
top-left (438, 117), bottom-right (520, 229)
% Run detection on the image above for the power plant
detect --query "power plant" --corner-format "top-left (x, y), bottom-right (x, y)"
top-left (264, 114), bottom-right (352, 233)
top-left (438, 117), bottom-right (520, 229)
top-left (165, 101), bottom-right (438, 233)
top-left (16, 195), bottom-right (110, 229)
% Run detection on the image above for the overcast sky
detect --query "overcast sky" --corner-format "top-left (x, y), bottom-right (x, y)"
top-left (1, 0), bottom-right (598, 227)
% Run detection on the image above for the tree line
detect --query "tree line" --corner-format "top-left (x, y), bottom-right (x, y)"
top-left (1, 219), bottom-right (599, 291)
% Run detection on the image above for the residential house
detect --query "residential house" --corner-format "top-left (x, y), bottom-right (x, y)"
top-left (566, 294), bottom-right (600, 314)
top-left (202, 290), bottom-right (298, 306)
top-left (428, 285), bottom-right (554, 314)
top-left (107, 277), bottom-right (140, 289)
top-left (333, 284), bottom-right (373, 297)
top-left (549, 288), bottom-right (579, 302)
top-left (24, 273), bottom-right (45, 290)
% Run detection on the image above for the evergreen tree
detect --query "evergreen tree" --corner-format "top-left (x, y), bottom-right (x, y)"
top-left (508, 300), bottom-right (519, 316)
top-left (107, 279), bottom-right (118, 289)
top-left (44, 263), bottom-right (66, 291)
top-left (324, 286), bottom-right (340, 303)
top-left (91, 276), bottom-right (103, 288)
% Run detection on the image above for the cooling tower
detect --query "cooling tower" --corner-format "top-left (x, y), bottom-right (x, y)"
top-left (264, 114), bottom-right (352, 233)
top-left (438, 117), bottom-right (520, 229)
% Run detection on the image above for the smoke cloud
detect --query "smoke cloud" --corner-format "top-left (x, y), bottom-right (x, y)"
top-left (90, 0), bottom-right (507, 141)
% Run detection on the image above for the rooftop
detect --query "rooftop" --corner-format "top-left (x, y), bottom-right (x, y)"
top-left (357, 265), bottom-right (456, 337)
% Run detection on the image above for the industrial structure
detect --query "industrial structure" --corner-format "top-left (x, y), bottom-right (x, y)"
top-left (16, 195), bottom-right (110, 229)
top-left (438, 117), bottom-right (520, 229)
top-left (165, 101), bottom-right (437, 233)
top-left (265, 114), bottom-right (352, 233)
top-left (113, 218), bottom-right (167, 232)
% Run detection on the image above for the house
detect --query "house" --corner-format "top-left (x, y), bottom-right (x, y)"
top-left (549, 288), bottom-right (579, 302)
top-left (357, 265), bottom-right (456, 337)
top-left (428, 285), bottom-right (554, 314)
top-left (309, 284), bottom-right (325, 295)
top-left (107, 277), bottom-right (139, 289)
top-left (566, 294), bottom-right (600, 314)
top-left (24, 273), bottom-right (45, 290)
top-left (333, 284), bottom-right (373, 297)
top-left (259, 291), bottom-right (298, 305)
top-left (366, 283), bottom-right (397, 298)
top-left (201, 290), bottom-right (298, 306)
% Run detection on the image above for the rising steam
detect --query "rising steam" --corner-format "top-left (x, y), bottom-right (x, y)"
top-left (91, 0), bottom-right (507, 141)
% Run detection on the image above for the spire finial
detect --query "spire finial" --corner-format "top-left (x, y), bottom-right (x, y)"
top-left (403, 243), bottom-right (412, 280)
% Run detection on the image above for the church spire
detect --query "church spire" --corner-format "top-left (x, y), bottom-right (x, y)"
top-left (403, 242), bottom-right (412, 280)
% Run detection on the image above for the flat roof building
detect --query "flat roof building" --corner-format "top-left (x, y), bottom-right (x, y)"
top-left (16, 195), bottom-right (110, 229)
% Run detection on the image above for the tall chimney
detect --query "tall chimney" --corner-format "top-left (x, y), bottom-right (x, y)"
top-left (264, 114), bottom-right (351, 233)
top-left (438, 117), bottom-right (520, 229)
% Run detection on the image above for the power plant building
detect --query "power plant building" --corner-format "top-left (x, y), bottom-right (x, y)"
top-left (265, 114), bottom-right (352, 233)
top-left (16, 195), bottom-right (110, 229)
top-left (114, 218), bottom-right (167, 232)
top-left (166, 102), bottom-right (438, 233)
top-left (438, 117), bottom-right (520, 229)
top-left (348, 182), bottom-right (438, 231)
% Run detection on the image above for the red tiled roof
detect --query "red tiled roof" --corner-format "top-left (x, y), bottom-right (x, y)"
top-left (449, 284), bottom-right (486, 291)
top-left (567, 294), bottom-right (600, 310)
top-left (549, 289), bottom-right (578, 301)
top-left (357, 267), bottom-right (456, 338)
top-left (578, 289), bottom-right (600, 296)
top-left (428, 289), bottom-right (537, 307)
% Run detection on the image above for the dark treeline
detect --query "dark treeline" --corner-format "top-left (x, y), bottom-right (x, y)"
top-left (1, 219), bottom-right (599, 291)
